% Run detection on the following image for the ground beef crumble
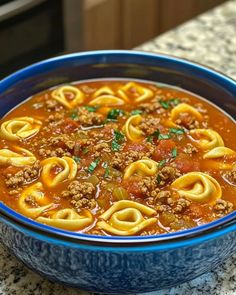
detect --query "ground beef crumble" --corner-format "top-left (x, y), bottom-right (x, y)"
top-left (110, 150), bottom-right (153, 171)
top-left (183, 143), bottom-right (198, 155)
top-left (4, 161), bottom-right (40, 190)
top-left (62, 180), bottom-right (97, 211)
top-left (223, 170), bottom-right (236, 185)
top-left (139, 116), bottom-right (161, 134)
top-left (157, 166), bottom-right (181, 186)
top-left (213, 199), bottom-right (234, 217)
top-left (76, 108), bottom-right (104, 126)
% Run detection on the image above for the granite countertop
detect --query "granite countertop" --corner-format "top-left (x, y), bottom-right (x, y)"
top-left (1, 1), bottom-right (236, 294)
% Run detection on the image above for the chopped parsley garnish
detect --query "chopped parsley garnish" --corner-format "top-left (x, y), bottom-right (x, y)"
top-left (159, 100), bottom-right (170, 109)
top-left (111, 130), bottom-right (125, 151)
top-left (73, 156), bottom-right (81, 163)
top-left (104, 167), bottom-right (110, 178)
top-left (111, 140), bottom-right (121, 151)
top-left (146, 129), bottom-right (160, 143)
top-left (84, 105), bottom-right (98, 112)
top-left (114, 130), bottom-right (125, 142)
top-left (159, 98), bottom-right (180, 109)
top-left (172, 147), bottom-right (177, 158)
top-left (169, 128), bottom-right (185, 135)
top-left (156, 174), bottom-right (161, 184)
top-left (158, 159), bottom-right (166, 168)
top-left (70, 112), bottom-right (78, 120)
top-left (158, 133), bottom-right (171, 140)
top-left (131, 109), bottom-right (143, 115)
top-left (107, 109), bottom-right (124, 121)
top-left (88, 158), bottom-right (100, 173)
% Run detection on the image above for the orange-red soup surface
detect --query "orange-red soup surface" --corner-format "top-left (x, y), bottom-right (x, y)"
top-left (0, 80), bottom-right (236, 236)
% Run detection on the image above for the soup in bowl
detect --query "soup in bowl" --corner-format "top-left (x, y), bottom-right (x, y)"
top-left (0, 50), bottom-right (236, 293)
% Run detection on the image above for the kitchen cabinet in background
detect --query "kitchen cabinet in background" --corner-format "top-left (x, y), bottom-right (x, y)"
top-left (82, 0), bottom-right (225, 50)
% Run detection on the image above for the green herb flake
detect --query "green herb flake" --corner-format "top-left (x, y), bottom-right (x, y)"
top-left (146, 135), bottom-right (153, 143)
top-left (104, 167), bottom-right (110, 178)
top-left (169, 98), bottom-right (180, 106)
top-left (158, 133), bottom-right (171, 140)
top-left (70, 112), bottom-right (78, 120)
top-left (84, 106), bottom-right (98, 112)
top-left (73, 156), bottom-right (81, 163)
top-left (111, 140), bottom-right (121, 151)
top-left (156, 174), bottom-right (161, 184)
top-left (172, 147), bottom-right (178, 158)
top-left (159, 100), bottom-right (170, 109)
top-left (107, 109), bottom-right (124, 121)
top-left (158, 159), bottom-right (166, 168)
top-left (114, 130), bottom-right (125, 142)
top-left (152, 129), bottom-right (160, 139)
top-left (131, 109), bottom-right (143, 115)
top-left (88, 158), bottom-right (100, 173)
top-left (169, 128), bottom-right (185, 135)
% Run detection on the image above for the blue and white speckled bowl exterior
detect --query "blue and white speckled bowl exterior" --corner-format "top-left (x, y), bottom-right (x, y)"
top-left (0, 51), bottom-right (236, 294)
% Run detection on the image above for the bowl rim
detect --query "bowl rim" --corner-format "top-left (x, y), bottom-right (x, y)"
top-left (0, 49), bottom-right (236, 246)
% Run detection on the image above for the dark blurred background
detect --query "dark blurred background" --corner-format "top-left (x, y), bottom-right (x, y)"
top-left (0, 0), bottom-right (225, 79)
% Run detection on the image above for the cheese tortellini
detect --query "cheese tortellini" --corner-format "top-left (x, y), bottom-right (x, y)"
top-left (89, 85), bottom-right (125, 106)
top-left (41, 156), bottom-right (77, 187)
top-left (124, 157), bottom-right (158, 179)
top-left (19, 182), bottom-right (53, 218)
top-left (171, 103), bottom-right (203, 123)
top-left (51, 85), bottom-right (84, 109)
top-left (0, 146), bottom-right (36, 167)
top-left (203, 146), bottom-right (235, 159)
top-left (117, 82), bottom-right (153, 103)
top-left (97, 200), bottom-right (157, 235)
top-left (122, 114), bottom-right (144, 141)
top-left (0, 117), bottom-right (42, 141)
top-left (189, 129), bottom-right (224, 151)
top-left (37, 208), bottom-right (93, 231)
top-left (171, 172), bottom-right (222, 204)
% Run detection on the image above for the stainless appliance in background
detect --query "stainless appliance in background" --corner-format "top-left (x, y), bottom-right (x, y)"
top-left (0, 0), bottom-right (83, 79)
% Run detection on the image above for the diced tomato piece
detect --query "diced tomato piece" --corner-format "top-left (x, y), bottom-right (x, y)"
top-left (61, 118), bottom-right (79, 133)
top-left (122, 176), bottom-right (145, 198)
top-left (174, 153), bottom-right (200, 173)
top-left (152, 139), bottom-right (176, 161)
top-left (123, 142), bottom-right (149, 153)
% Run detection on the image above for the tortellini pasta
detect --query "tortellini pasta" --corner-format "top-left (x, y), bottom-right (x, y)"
top-left (19, 182), bottom-right (53, 218)
top-left (97, 200), bottom-right (157, 235)
top-left (51, 85), bottom-right (84, 109)
top-left (0, 117), bottom-right (42, 141)
top-left (41, 156), bottom-right (77, 187)
top-left (89, 95), bottom-right (124, 106)
top-left (37, 208), bottom-right (93, 231)
top-left (189, 129), bottom-right (224, 151)
top-left (0, 146), bottom-right (36, 167)
top-left (117, 82), bottom-right (153, 103)
top-left (92, 86), bottom-right (115, 97)
top-left (123, 157), bottom-right (158, 179)
top-left (122, 114), bottom-right (144, 141)
top-left (171, 172), bottom-right (222, 204)
top-left (203, 146), bottom-right (235, 159)
top-left (170, 103), bottom-right (203, 123)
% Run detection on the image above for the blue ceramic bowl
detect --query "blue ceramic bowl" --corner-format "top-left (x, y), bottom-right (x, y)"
top-left (0, 50), bottom-right (236, 294)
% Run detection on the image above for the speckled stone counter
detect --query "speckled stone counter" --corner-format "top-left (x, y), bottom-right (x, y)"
top-left (1, 1), bottom-right (236, 294)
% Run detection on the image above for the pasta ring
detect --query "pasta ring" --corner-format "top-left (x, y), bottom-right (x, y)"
top-left (92, 86), bottom-right (115, 97)
top-left (171, 172), bottom-right (222, 204)
top-left (123, 157), bottom-right (158, 179)
top-left (19, 182), bottom-right (53, 218)
top-left (41, 156), bottom-right (77, 187)
top-left (117, 82), bottom-right (153, 103)
top-left (97, 200), bottom-right (157, 236)
top-left (37, 208), bottom-right (93, 231)
top-left (189, 129), bottom-right (224, 151)
top-left (203, 146), bottom-right (235, 159)
top-left (89, 95), bottom-right (124, 106)
top-left (0, 146), bottom-right (36, 167)
top-left (170, 103), bottom-right (203, 122)
top-left (122, 114), bottom-right (144, 141)
top-left (0, 117), bottom-right (42, 141)
top-left (51, 85), bottom-right (84, 109)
